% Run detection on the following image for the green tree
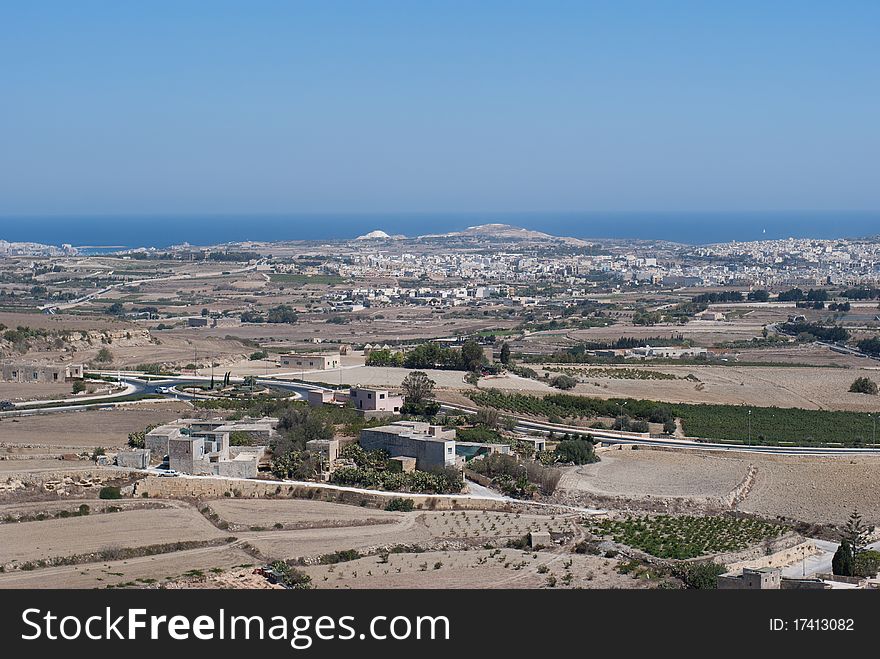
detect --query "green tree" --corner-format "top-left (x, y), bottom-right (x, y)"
top-left (849, 377), bottom-right (878, 395)
top-left (854, 550), bottom-right (880, 578)
top-left (499, 342), bottom-right (511, 365)
top-left (266, 304), bottom-right (298, 324)
top-left (844, 509), bottom-right (872, 555)
top-left (678, 561), bottom-right (726, 589)
top-left (72, 380), bottom-right (86, 394)
top-left (95, 347), bottom-right (113, 363)
top-left (401, 370), bottom-right (435, 406)
top-left (551, 374), bottom-right (578, 390)
top-left (832, 539), bottom-right (854, 577)
top-left (460, 339), bottom-right (485, 372)
top-left (128, 424), bottom-right (157, 449)
top-left (554, 438), bottom-right (598, 465)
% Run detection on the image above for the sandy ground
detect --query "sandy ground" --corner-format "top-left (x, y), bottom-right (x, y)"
top-left (0, 506), bottom-right (225, 565)
top-left (0, 402), bottom-right (193, 451)
top-left (738, 455), bottom-right (880, 526)
top-left (0, 459), bottom-right (110, 473)
top-left (0, 545), bottom-right (255, 589)
top-left (0, 382), bottom-right (77, 402)
top-left (544, 364), bottom-right (880, 411)
top-left (237, 508), bottom-right (581, 562)
top-left (557, 447), bottom-right (880, 526)
top-left (560, 449), bottom-right (749, 499)
top-left (302, 548), bottom-right (648, 589)
top-left (208, 499), bottom-right (402, 528)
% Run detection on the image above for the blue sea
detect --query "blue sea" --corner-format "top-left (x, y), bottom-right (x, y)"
top-left (0, 211), bottom-right (877, 250)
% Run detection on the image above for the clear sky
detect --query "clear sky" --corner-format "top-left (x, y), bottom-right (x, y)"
top-left (0, 1), bottom-right (877, 215)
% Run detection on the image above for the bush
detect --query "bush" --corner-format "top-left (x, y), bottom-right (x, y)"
top-left (554, 438), bottom-right (598, 465)
top-left (550, 374), bottom-right (578, 390)
top-left (95, 347), bottom-right (113, 363)
top-left (249, 350), bottom-right (268, 360)
top-left (385, 497), bottom-right (415, 512)
top-left (99, 486), bottom-right (122, 500)
top-left (854, 549), bottom-right (880, 578)
top-left (268, 560), bottom-right (312, 589)
top-left (850, 377), bottom-right (878, 395)
top-left (318, 549), bottom-right (361, 564)
top-left (71, 380), bottom-right (87, 394)
top-left (677, 562), bottom-right (726, 589)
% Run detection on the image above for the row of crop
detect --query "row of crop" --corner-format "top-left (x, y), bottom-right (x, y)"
top-left (588, 515), bottom-right (786, 560)
top-left (467, 389), bottom-right (879, 446)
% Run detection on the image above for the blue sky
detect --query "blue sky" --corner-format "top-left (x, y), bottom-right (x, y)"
top-left (0, 1), bottom-right (877, 215)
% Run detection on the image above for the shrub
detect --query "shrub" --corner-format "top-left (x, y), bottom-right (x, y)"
top-left (676, 562), bottom-right (726, 589)
top-left (268, 560), bottom-right (312, 589)
top-left (99, 486), bottom-right (122, 500)
top-left (850, 377), bottom-right (878, 395)
top-left (554, 438), bottom-right (598, 465)
top-left (385, 497), bottom-right (415, 512)
top-left (318, 549), bottom-right (361, 564)
top-left (71, 380), bottom-right (87, 394)
top-left (550, 374), bottom-right (578, 390)
top-left (94, 347), bottom-right (113, 363)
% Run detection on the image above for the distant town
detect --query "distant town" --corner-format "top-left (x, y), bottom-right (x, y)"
top-left (2, 223), bottom-right (880, 590)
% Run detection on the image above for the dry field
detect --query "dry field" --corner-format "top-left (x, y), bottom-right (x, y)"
top-left (541, 363), bottom-right (880, 411)
top-left (0, 506), bottom-right (225, 566)
top-left (301, 548), bottom-right (646, 589)
top-left (0, 382), bottom-right (78, 402)
top-left (560, 449), bottom-right (749, 499)
top-left (208, 498), bottom-right (401, 529)
top-left (0, 544), bottom-right (255, 589)
top-left (557, 447), bottom-right (880, 527)
top-left (0, 459), bottom-right (114, 474)
top-left (0, 401), bottom-right (193, 451)
top-left (236, 506), bottom-right (581, 562)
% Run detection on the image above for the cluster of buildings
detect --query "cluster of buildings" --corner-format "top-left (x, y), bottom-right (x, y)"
top-left (287, 234), bottom-right (880, 294)
top-left (0, 240), bottom-right (77, 257)
top-left (719, 566), bottom-right (878, 590)
top-left (117, 417), bottom-right (277, 478)
top-left (115, 384), bottom-right (512, 487)
top-left (308, 420), bottom-right (510, 480)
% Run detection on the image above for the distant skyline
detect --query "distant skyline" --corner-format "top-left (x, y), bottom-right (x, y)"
top-left (1, 1), bottom-right (878, 215)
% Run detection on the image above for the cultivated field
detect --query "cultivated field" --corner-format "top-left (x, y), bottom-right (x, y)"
top-left (0, 506), bottom-right (225, 566)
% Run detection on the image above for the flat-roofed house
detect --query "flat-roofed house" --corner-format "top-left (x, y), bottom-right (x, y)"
top-left (280, 353), bottom-right (340, 370)
top-left (359, 421), bottom-right (457, 471)
top-left (350, 386), bottom-right (404, 418)
top-left (1, 362), bottom-right (84, 383)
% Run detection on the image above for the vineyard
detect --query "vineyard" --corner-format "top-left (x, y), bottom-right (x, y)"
top-left (545, 367), bottom-right (680, 381)
top-left (588, 515), bottom-right (786, 560)
top-left (466, 389), bottom-right (880, 446)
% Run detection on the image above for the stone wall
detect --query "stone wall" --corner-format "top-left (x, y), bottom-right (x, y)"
top-left (721, 538), bottom-right (818, 573)
top-left (134, 475), bottom-right (516, 512)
